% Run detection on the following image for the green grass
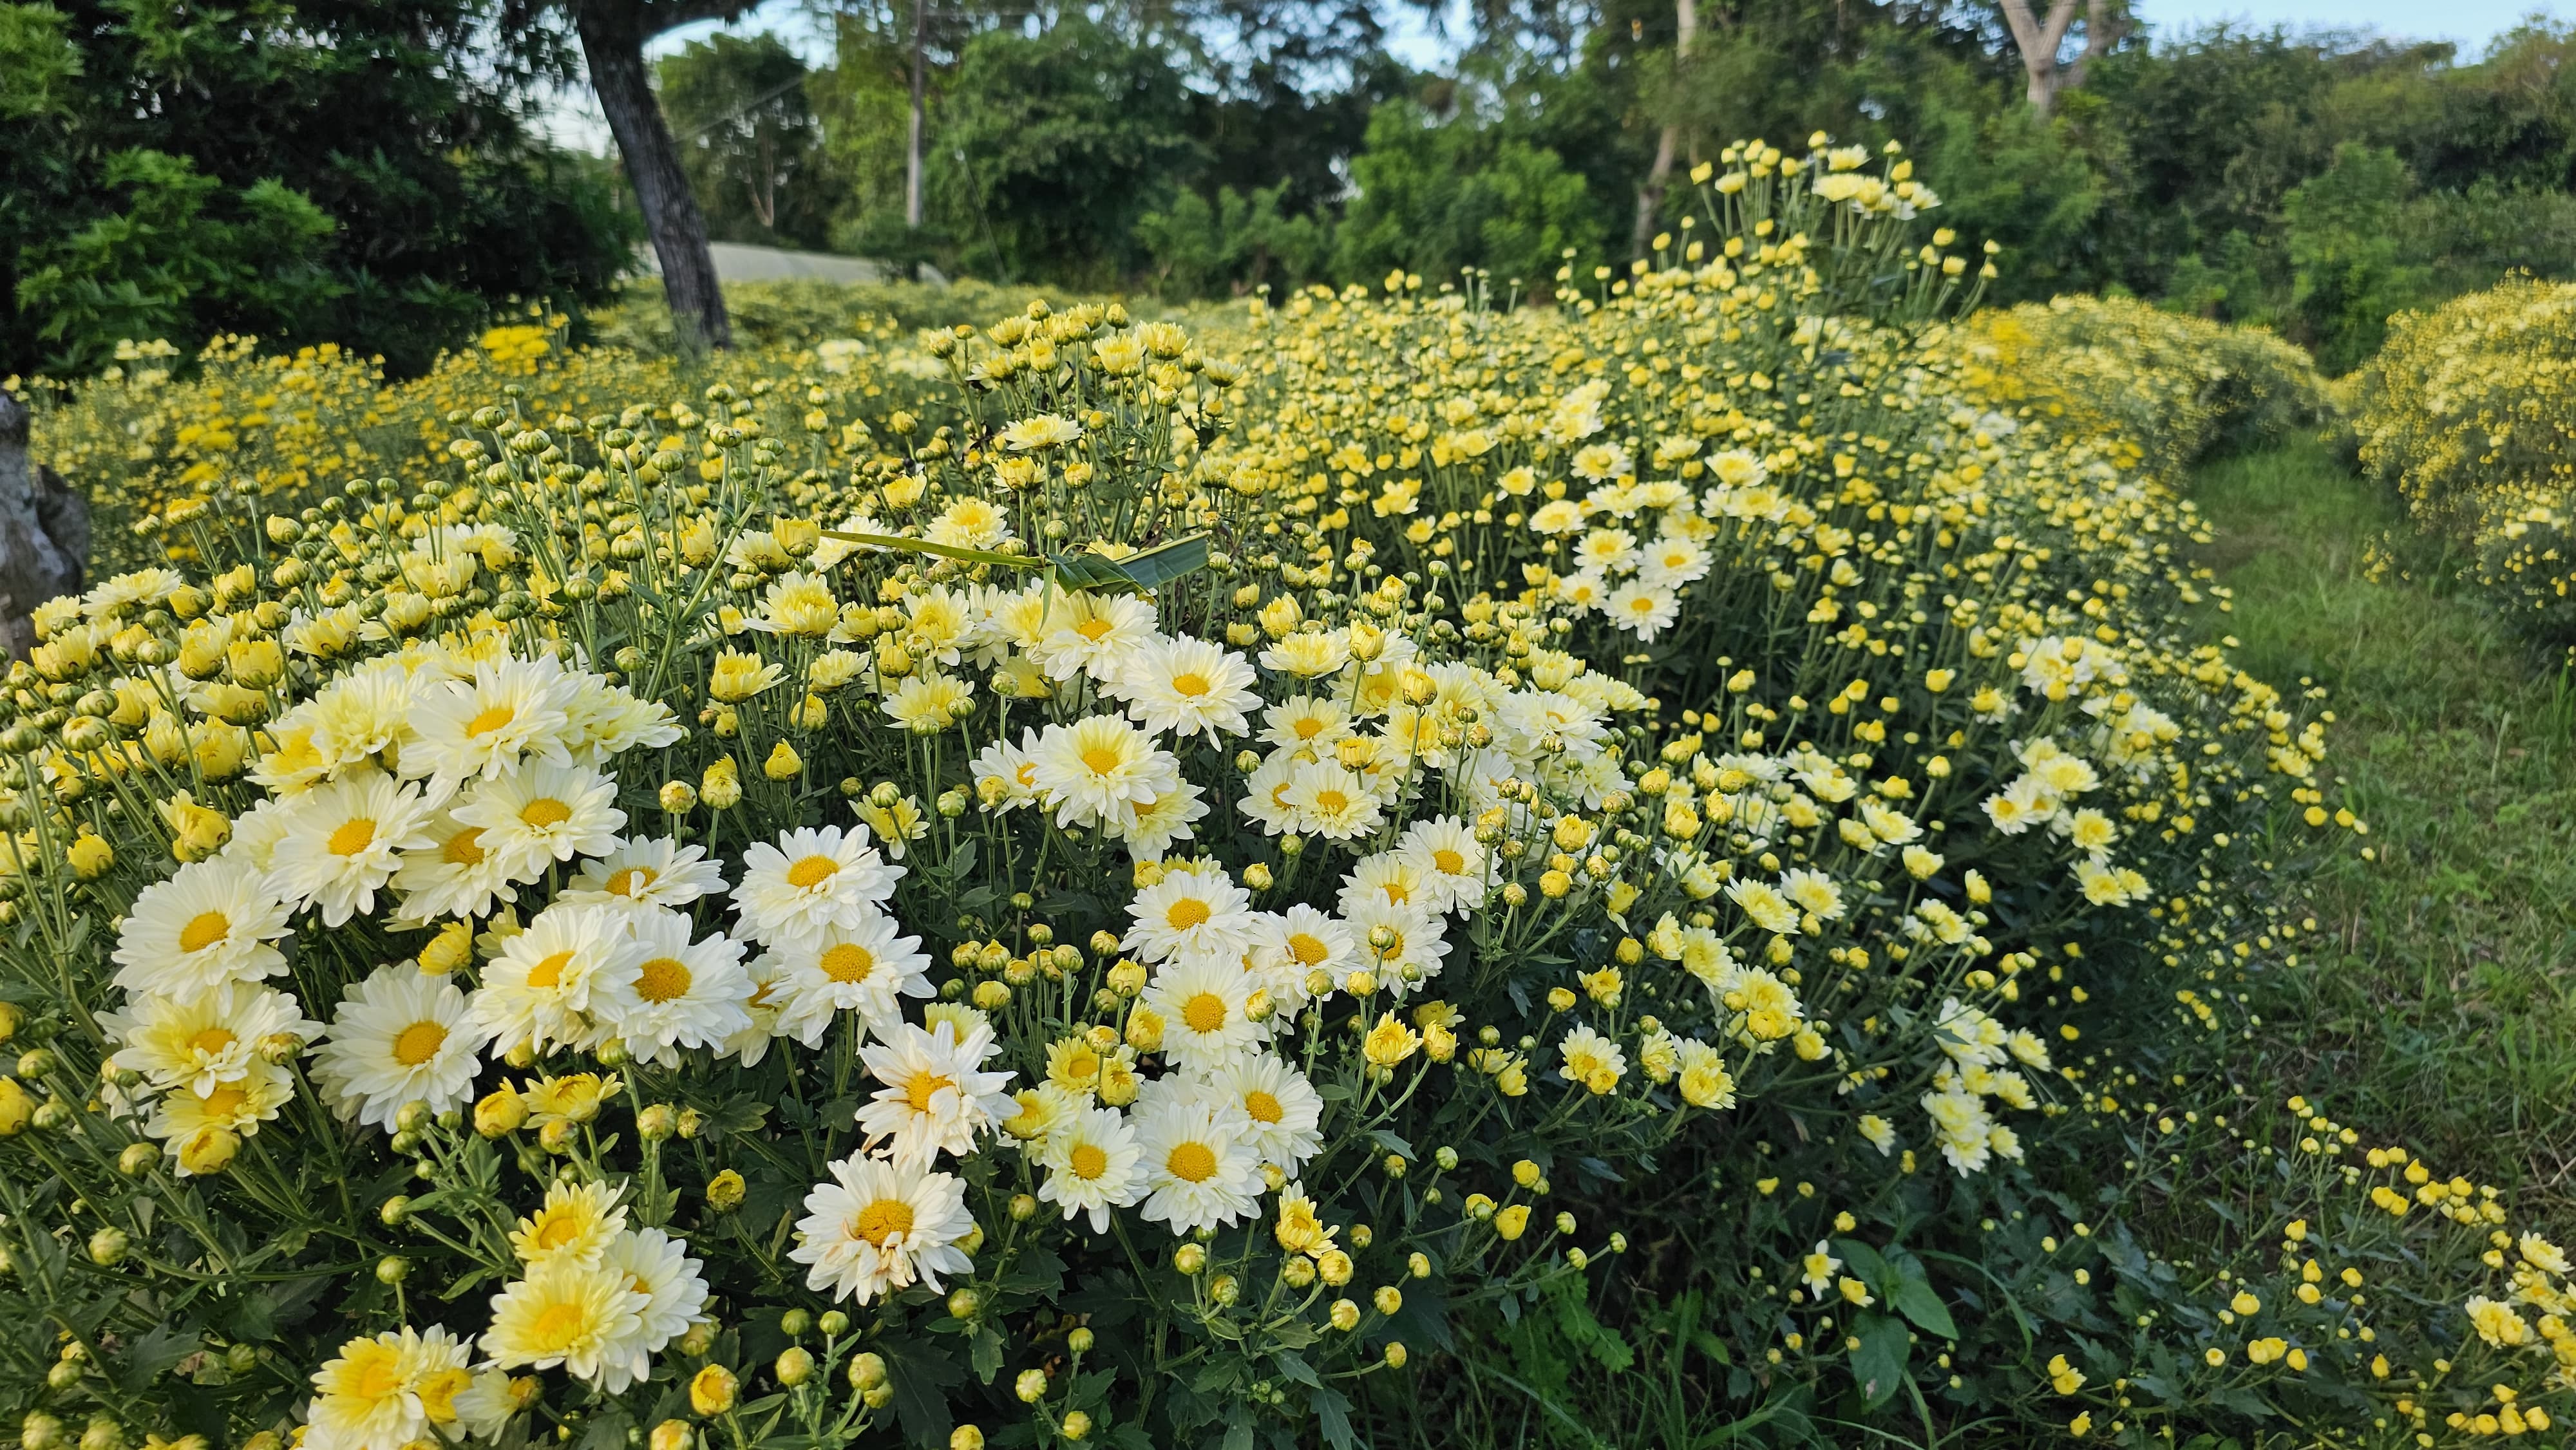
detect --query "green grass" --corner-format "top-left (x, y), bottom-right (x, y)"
top-left (2189, 436), bottom-right (2576, 1223)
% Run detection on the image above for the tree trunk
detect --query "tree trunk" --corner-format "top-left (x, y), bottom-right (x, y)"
top-left (905, 0), bottom-right (926, 230)
top-left (576, 1), bottom-right (732, 350)
top-left (2000, 0), bottom-right (2121, 117)
top-left (1631, 0), bottom-right (1698, 256)
top-left (0, 392), bottom-right (88, 660)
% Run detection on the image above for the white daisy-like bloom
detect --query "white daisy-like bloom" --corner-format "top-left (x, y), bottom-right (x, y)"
top-left (1036, 1105), bottom-right (1144, 1232)
top-left (508, 1178), bottom-right (628, 1268)
top-left (561, 684), bottom-right (684, 766)
top-left (402, 655), bottom-right (576, 802)
top-left (969, 730), bottom-right (1045, 812)
top-left (1394, 814), bottom-right (1490, 914)
top-left (558, 836), bottom-right (730, 913)
top-left (592, 908), bottom-right (751, 1067)
top-left (1552, 568), bottom-right (1612, 614)
top-left (303, 1324), bottom-right (473, 1450)
top-left (1257, 629), bottom-right (1353, 679)
top-left (1336, 852), bottom-right (1434, 916)
top-left (224, 795), bottom-right (300, 873)
top-left (145, 1058), bottom-right (294, 1155)
top-left (768, 910), bottom-right (934, 1047)
top-left (1025, 592), bottom-right (1157, 683)
top-left (717, 952), bottom-right (791, 1067)
top-left (1121, 862), bottom-right (1258, 965)
top-left (467, 903), bottom-right (638, 1057)
top-left (1637, 532), bottom-right (1711, 588)
top-left (1235, 752), bottom-right (1302, 836)
top-left (480, 1257), bottom-right (645, 1383)
top-left (1259, 695), bottom-right (1354, 753)
top-left (734, 825), bottom-right (899, 949)
top-left (1282, 759), bottom-right (1383, 840)
top-left (265, 771), bottom-right (439, 927)
top-left (102, 981), bottom-right (318, 1098)
top-left (389, 806), bottom-right (521, 923)
top-left (450, 760), bottom-right (627, 883)
top-left (790, 1153), bottom-right (976, 1304)
top-left (1140, 956), bottom-right (1265, 1072)
top-left (1132, 1094), bottom-right (1261, 1236)
top-left (305, 665), bottom-right (423, 775)
top-left (1105, 781), bottom-right (1209, 862)
top-left (450, 1368), bottom-right (524, 1441)
top-left (313, 966), bottom-right (491, 1128)
top-left (111, 856), bottom-right (294, 1001)
top-left (1027, 715), bottom-right (1179, 828)
top-left (593, 1228), bottom-right (712, 1393)
top-left (855, 1018), bottom-right (1016, 1168)
top-left (1341, 897), bottom-right (1450, 996)
top-left (1605, 581), bottom-right (1681, 641)
top-left (1113, 636), bottom-right (1262, 740)
top-left (1204, 1053), bottom-right (1324, 1172)
top-left (1263, 903), bottom-right (1357, 997)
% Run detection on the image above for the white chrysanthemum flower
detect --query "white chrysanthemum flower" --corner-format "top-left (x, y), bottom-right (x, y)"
top-left (313, 966), bottom-right (490, 1128)
top-left (721, 951), bottom-right (792, 1067)
top-left (1604, 581), bottom-right (1680, 640)
top-left (1264, 903), bottom-right (1357, 997)
top-left (1394, 815), bottom-right (1490, 913)
top-left (265, 772), bottom-right (439, 927)
top-left (146, 1058), bottom-right (294, 1158)
top-left (594, 1228), bottom-right (712, 1393)
top-left (970, 729), bottom-right (1045, 812)
top-left (480, 1257), bottom-right (644, 1383)
top-left (744, 570), bottom-right (840, 637)
top-left (589, 908), bottom-right (750, 1066)
top-left (1637, 533), bottom-right (1710, 588)
top-left (1235, 751), bottom-right (1301, 835)
top-left (304, 1325), bottom-right (473, 1450)
top-left (734, 825), bottom-right (900, 949)
top-left (855, 1018), bottom-right (1016, 1168)
top-left (402, 655), bottom-right (576, 802)
top-left (1204, 1053), bottom-right (1324, 1172)
top-left (305, 665), bottom-right (422, 776)
top-left (768, 910), bottom-right (934, 1047)
top-left (1026, 592), bottom-right (1157, 683)
top-left (113, 857), bottom-right (294, 999)
top-left (450, 760), bottom-right (625, 883)
top-left (790, 1154), bottom-right (976, 1304)
top-left (1341, 897), bottom-right (1449, 996)
top-left (467, 903), bottom-right (637, 1057)
top-left (1258, 695), bottom-right (1354, 753)
top-left (508, 1178), bottom-right (629, 1267)
top-left (558, 836), bottom-right (730, 912)
top-left (1336, 852), bottom-right (1433, 916)
top-left (390, 807), bottom-right (522, 923)
top-left (1132, 1095), bottom-right (1261, 1236)
top-left (1121, 861), bottom-right (1257, 965)
top-left (1105, 781), bottom-right (1209, 862)
top-left (104, 980), bottom-right (317, 1098)
top-left (1142, 955), bottom-right (1265, 1071)
top-left (1028, 715), bottom-right (1179, 828)
top-left (1282, 759), bottom-right (1383, 840)
top-left (1037, 1106), bottom-right (1144, 1232)
top-left (1113, 636), bottom-right (1262, 740)
top-left (561, 683), bottom-right (683, 765)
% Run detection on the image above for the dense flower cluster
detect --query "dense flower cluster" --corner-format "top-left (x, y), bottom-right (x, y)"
top-left (0, 135), bottom-right (2548, 1450)
top-left (2355, 276), bottom-right (2576, 647)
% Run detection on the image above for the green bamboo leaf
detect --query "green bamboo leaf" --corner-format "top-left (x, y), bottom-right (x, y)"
top-left (817, 528), bottom-right (1040, 571)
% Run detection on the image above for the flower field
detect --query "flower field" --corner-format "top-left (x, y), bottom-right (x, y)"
top-left (1, 139), bottom-right (2570, 1450)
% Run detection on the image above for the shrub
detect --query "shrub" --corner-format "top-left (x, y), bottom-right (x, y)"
top-left (2354, 275), bottom-right (2576, 647)
top-left (0, 135), bottom-right (2553, 1450)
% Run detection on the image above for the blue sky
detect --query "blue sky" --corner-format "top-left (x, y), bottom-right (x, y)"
top-left (538, 0), bottom-right (2561, 154)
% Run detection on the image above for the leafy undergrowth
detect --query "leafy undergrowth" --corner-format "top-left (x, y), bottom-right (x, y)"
top-left (2192, 437), bottom-right (2576, 1225)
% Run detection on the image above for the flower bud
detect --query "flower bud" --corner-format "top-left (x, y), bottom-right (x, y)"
top-left (848, 1351), bottom-right (887, 1391)
top-left (638, 1104), bottom-right (677, 1142)
top-left (1174, 1243), bottom-right (1208, 1276)
top-left (1385, 1342), bottom-right (1408, 1370)
top-left (650, 1421), bottom-right (692, 1450)
top-left (117, 1142), bottom-right (157, 1176)
top-left (86, 1228), bottom-right (128, 1266)
top-left (65, 834), bottom-right (112, 880)
top-left (537, 1118), bottom-right (576, 1153)
top-left (375, 1256), bottom-right (408, 1284)
top-left (817, 1310), bottom-right (849, 1336)
top-left (659, 780), bottom-right (698, 813)
top-left (1015, 1368), bottom-right (1048, 1403)
top-left (1061, 1411), bottom-right (1092, 1441)
top-left (23, 1413), bottom-right (64, 1450)
top-left (950, 1429), bottom-right (983, 1450)
top-left (708, 1170), bottom-right (747, 1211)
top-left (762, 741), bottom-right (803, 780)
top-left (176, 1127), bottom-right (237, 1174)
top-left (1068, 1328), bottom-right (1095, 1354)
top-left (689, 1364), bottom-right (739, 1415)
top-left (946, 1287), bottom-right (981, 1320)
top-left (475, 1088), bottom-right (527, 1137)
top-left (773, 1347), bottom-right (813, 1387)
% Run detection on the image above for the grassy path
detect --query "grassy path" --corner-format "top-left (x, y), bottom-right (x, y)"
top-left (2189, 438), bottom-right (2576, 1221)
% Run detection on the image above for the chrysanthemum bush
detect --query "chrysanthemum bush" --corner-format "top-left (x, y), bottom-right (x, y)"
top-left (2354, 275), bottom-right (2576, 648)
top-left (0, 133), bottom-right (2557, 1450)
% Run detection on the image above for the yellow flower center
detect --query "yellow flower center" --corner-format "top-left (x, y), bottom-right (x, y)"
top-left (392, 1021), bottom-right (447, 1066)
top-left (1069, 1143), bottom-right (1110, 1180)
top-left (1181, 992), bottom-right (1227, 1034)
top-left (350, 1352), bottom-right (405, 1403)
top-left (1165, 898), bottom-right (1211, 930)
top-left (327, 818), bottom-right (375, 856)
top-left (178, 910), bottom-right (231, 954)
top-left (200, 1084), bottom-right (247, 1118)
top-left (786, 854), bottom-right (839, 889)
top-left (535, 1215), bottom-right (584, 1250)
top-left (188, 1027), bottom-right (236, 1056)
top-left (1170, 672), bottom-right (1210, 697)
top-left (1293, 717), bottom-right (1325, 739)
top-left (904, 1071), bottom-right (952, 1113)
top-left (820, 943), bottom-right (875, 983)
top-left (1432, 847), bottom-right (1466, 874)
top-left (466, 704), bottom-right (516, 737)
top-left (605, 866), bottom-right (656, 897)
top-left (1166, 1141), bottom-right (1218, 1183)
top-left (442, 827), bottom-right (487, 865)
top-left (634, 957), bottom-right (692, 1003)
top-left (1313, 789), bottom-right (1350, 814)
top-left (1287, 933), bottom-right (1329, 966)
top-left (520, 798), bottom-right (573, 829)
top-left (527, 950), bottom-right (576, 989)
top-left (1079, 746), bottom-right (1122, 776)
top-left (1244, 1089), bottom-right (1284, 1124)
top-left (851, 1197), bottom-right (914, 1247)
top-left (1075, 618), bottom-right (1113, 642)
top-left (529, 1301), bottom-right (590, 1351)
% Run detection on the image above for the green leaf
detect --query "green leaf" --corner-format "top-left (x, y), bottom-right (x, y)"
top-left (1891, 1277), bottom-right (1958, 1341)
top-left (1310, 1386), bottom-right (1356, 1450)
top-left (118, 1320), bottom-right (196, 1393)
top-left (1273, 1350), bottom-right (1320, 1388)
top-left (969, 1326), bottom-right (1005, 1383)
top-left (1845, 1311), bottom-right (1910, 1408)
top-left (1111, 532), bottom-right (1211, 590)
top-left (819, 528), bottom-right (1039, 572)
